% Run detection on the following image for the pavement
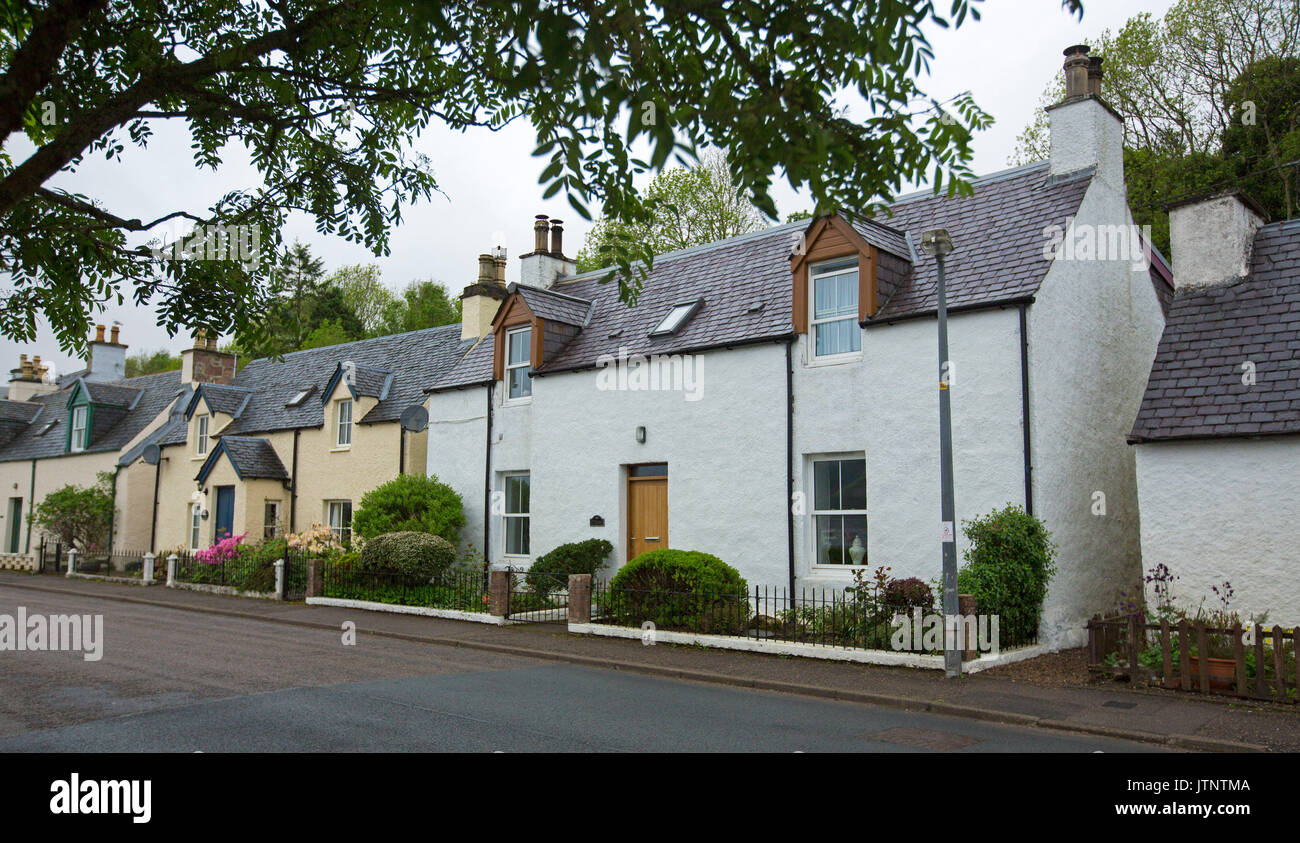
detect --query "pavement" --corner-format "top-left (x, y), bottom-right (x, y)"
top-left (2, 571), bottom-right (1296, 751)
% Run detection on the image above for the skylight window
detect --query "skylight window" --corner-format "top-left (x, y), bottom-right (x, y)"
top-left (35, 420), bottom-right (57, 437)
top-left (286, 386), bottom-right (314, 407)
top-left (649, 299), bottom-right (702, 338)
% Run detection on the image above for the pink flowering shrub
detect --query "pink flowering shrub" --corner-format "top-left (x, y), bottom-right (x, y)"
top-left (196, 533), bottom-right (246, 565)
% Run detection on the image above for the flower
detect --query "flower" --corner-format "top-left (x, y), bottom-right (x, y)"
top-left (196, 533), bottom-right (246, 565)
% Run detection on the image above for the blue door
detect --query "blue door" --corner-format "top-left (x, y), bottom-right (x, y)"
top-left (214, 486), bottom-right (235, 541)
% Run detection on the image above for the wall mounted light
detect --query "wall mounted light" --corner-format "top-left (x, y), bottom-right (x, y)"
top-left (635, 426), bottom-right (646, 444)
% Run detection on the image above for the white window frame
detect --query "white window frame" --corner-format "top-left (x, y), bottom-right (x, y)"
top-left (808, 454), bottom-right (868, 570)
top-left (808, 259), bottom-right (862, 363)
top-left (502, 472), bottom-right (530, 558)
top-left (195, 414), bottom-right (209, 456)
top-left (189, 504), bottom-right (202, 552)
top-left (70, 406), bottom-right (88, 452)
top-left (505, 326), bottom-right (533, 402)
top-left (327, 500), bottom-right (352, 544)
top-left (335, 399), bottom-right (352, 447)
top-left (263, 500), bottom-right (281, 540)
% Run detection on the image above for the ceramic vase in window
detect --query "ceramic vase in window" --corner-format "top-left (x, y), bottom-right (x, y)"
top-left (848, 535), bottom-right (866, 566)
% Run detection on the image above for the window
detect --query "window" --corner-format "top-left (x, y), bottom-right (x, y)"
top-left (189, 504), bottom-right (202, 552)
top-left (196, 414), bottom-right (209, 456)
top-left (503, 473), bottom-right (530, 556)
top-left (35, 420), bottom-right (57, 437)
top-left (811, 457), bottom-right (867, 566)
top-left (327, 501), bottom-right (352, 544)
top-left (649, 299), bottom-right (702, 337)
top-left (336, 399), bottom-right (352, 447)
top-left (263, 500), bottom-right (281, 540)
top-left (70, 406), bottom-right (88, 452)
top-left (810, 259), bottom-right (860, 358)
top-left (286, 387), bottom-right (313, 407)
top-left (505, 327), bottom-right (532, 399)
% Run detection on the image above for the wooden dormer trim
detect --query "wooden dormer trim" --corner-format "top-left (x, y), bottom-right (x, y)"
top-left (791, 214), bottom-right (881, 332)
top-left (491, 294), bottom-right (542, 380)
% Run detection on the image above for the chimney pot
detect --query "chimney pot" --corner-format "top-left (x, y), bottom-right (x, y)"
top-left (478, 253), bottom-right (496, 283)
top-left (110, 325), bottom-right (120, 344)
top-left (1062, 44), bottom-right (1091, 100)
top-left (549, 219), bottom-right (565, 256)
top-left (1087, 55), bottom-right (1104, 97)
top-left (493, 253), bottom-right (507, 284)
top-left (533, 214), bottom-right (550, 253)
top-left (94, 324), bottom-right (106, 343)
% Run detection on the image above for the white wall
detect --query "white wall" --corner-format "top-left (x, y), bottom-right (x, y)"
top-left (425, 386), bottom-right (490, 561)
top-left (793, 308), bottom-right (1026, 590)
top-left (1136, 436), bottom-right (1300, 628)
top-left (1028, 176), bottom-right (1167, 646)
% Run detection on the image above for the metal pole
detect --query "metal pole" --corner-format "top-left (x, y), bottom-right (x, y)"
top-left (935, 252), bottom-right (960, 678)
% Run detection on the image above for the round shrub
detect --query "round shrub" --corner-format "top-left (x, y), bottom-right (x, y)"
top-left (607, 549), bottom-right (749, 634)
top-left (351, 474), bottom-right (466, 544)
top-left (884, 577), bottom-right (934, 612)
top-left (359, 531), bottom-right (456, 581)
top-left (956, 504), bottom-right (1057, 645)
top-left (527, 538), bottom-right (613, 593)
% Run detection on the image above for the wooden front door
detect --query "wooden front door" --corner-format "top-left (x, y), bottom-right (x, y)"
top-left (214, 486), bottom-right (235, 542)
top-left (627, 464), bottom-right (668, 561)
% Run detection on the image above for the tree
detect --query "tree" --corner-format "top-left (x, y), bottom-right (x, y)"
top-left (1, 0), bottom-right (1029, 353)
top-left (234, 241), bottom-right (366, 357)
top-left (125, 348), bottom-right (182, 377)
top-left (1222, 56), bottom-right (1300, 220)
top-left (32, 471), bottom-right (114, 555)
top-left (298, 318), bottom-right (355, 350)
top-left (351, 474), bottom-right (465, 544)
top-left (576, 149), bottom-right (765, 272)
top-left (379, 280), bottom-right (461, 334)
top-left (331, 263), bottom-right (395, 337)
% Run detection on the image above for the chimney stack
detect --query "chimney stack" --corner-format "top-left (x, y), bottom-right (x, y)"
top-left (460, 247), bottom-right (509, 341)
top-left (1046, 44), bottom-right (1124, 188)
top-left (7, 353), bottom-right (57, 401)
top-left (1167, 189), bottom-right (1267, 290)
top-left (85, 322), bottom-right (127, 382)
top-left (180, 328), bottom-right (236, 386)
top-left (520, 212), bottom-right (576, 289)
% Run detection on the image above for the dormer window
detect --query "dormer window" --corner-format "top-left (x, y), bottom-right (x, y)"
top-left (506, 326), bottom-right (532, 399)
top-left (649, 299), bottom-right (702, 338)
top-left (810, 259), bottom-right (860, 358)
top-left (336, 399), bottom-right (352, 447)
top-left (195, 414), bottom-right (209, 456)
top-left (70, 406), bottom-right (88, 452)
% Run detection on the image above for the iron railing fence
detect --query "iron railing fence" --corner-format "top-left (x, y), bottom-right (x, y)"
top-left (503, 567), bottom-right (570, 621)
top-left (322, 562), bottom-right (490, 613)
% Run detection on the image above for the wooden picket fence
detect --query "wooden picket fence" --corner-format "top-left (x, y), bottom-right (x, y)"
top-left (1087, 614), bottom-right (1298, 703)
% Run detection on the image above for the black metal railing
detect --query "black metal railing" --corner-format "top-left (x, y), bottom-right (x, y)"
top-left (175, 551), bottom-right (278, 593)
top-left (322, 563), bottom-right (490, 613)
top-left (590, 582), bottom-right (1031, 653)
top-left (505, 568), bottom-right (569, 621)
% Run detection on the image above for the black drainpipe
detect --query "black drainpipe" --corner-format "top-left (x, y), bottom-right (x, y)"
top-left (398, 427), bottom-right (406, 475)
top-left (785, 338), bottom-right (796, 595)
top-left (106, 466), bottom-right (120, 552)
top-left (482, 384), bottom-right (493, 566)
top-left (148, 457), bottom-right (161, 551)
top-left (23, 459), bottom-right (35, 553)
top-left (290, 429), bottom-right (300, 532)
top-left (1018, 303), bottom-right (1034, 516)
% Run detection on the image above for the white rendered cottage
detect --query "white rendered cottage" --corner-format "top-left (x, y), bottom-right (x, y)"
top-left (424, 45), bottom-right (1170, 647)
top-left (1130, 190), bottom-right (1300, 627)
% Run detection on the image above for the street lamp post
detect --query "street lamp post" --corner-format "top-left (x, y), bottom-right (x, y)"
top-left (920, 228), bottom-right (960, 678)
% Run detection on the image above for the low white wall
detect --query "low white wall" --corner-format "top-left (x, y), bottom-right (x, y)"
top-left (1135, 436), bottom-right (1300, 627)
top-left (306, 595), bottom-right (508, 625)
top-left (0, 553), bottom-right (35, 571)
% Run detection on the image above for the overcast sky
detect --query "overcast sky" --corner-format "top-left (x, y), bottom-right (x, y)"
top-left (5, 0), bottom-right (1176, 380)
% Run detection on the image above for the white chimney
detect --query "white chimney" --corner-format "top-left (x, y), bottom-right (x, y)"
top-left (1046, 45), bottom-right (1124, 190)
top-left (85, 323), bottom-right (127, 382)
top-left (519, 214), bottom-right (575, 288)
top-left (1167, 189), bottom-right (1267, 290)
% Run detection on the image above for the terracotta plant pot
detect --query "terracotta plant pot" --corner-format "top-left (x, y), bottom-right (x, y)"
top-left (1186, 656), bottom-right (1237, 691)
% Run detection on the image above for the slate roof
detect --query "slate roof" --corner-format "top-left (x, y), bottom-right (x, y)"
top-left (0, 400), bottom-right (41, 423)
top-left (1130, 219), bottom-right (1300, 443)
top-left (0, 370), bottom-right (186, 462)
top-left (197, 435), bottom-right (289, 482)
top-left (77, 379), bottom-right (141, 408)
top-left (427, 335), bottom-right (495, 392)
top-left (218, 325), bottom-right (473, 436)
top-left (846, 214), bottom-right (912, 261)
top-left (513, 285), bottom-right (593, 327)
top-left (118, 384), bottom-right (194, 467)
top-left (189, 383), bottom-right (252, 418)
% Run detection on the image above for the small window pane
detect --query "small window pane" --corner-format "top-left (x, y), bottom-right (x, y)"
top-left (505, 516), bottom-right (530, 555)
top-left (813, 460), bottom-right (840, 511)
top-left (508, 366), bottom-right (531, 399)
top-left (841, 459), bottom-right (866, 510)
top-left (505, 475), bottom-right (529, 514)
top-left (508, 328), bottom-right (531, 365)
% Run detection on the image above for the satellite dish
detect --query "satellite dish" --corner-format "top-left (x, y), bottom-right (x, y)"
top-left (400, 405), bottom-right (429, 433)
top-left (142, 443), bottom-right (161, 465)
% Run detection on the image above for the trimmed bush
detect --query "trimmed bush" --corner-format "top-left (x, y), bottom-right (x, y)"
top-left (351, 475), bottom-right (466, 543)
top-left (956, 504), bottom-right (1057, 646)
top-left (884, 577), bottom-right (934, 612)
top-left (606, 549), bottom-right (749, 634)
top-left (359, 531), bottom-right (456, 581)
top-left (527, 538), bottom-right (613, 593)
